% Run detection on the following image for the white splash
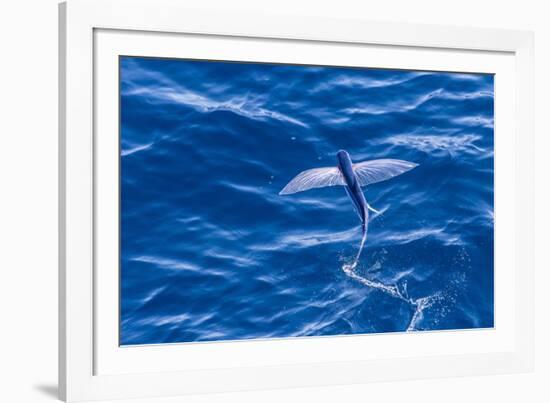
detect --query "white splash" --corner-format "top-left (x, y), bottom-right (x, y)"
top-left (342, 263), bottom-right (441, 331)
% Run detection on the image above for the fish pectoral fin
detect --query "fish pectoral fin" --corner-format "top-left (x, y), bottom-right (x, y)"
top-left (279, 167), bottom-right (344, 195)
top-left (353, 159), bottom-right (418, 186)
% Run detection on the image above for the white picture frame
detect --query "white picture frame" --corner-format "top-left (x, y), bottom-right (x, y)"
top-left (59, 0), bottom-right (534, 401)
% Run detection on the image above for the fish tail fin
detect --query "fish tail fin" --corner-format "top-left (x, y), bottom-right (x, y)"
top-left (362, 205), bottom-right (369, 236)
top-left (367, 203), bottom-right (382, 215)
top-left (349, 213), bottom-right (368, 270)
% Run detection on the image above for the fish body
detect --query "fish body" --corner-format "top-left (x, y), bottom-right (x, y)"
top-left (337, 150), bottom-right (369, 232)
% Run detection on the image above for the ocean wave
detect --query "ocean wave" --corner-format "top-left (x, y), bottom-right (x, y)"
top-left (121, 142), bottom-right (154, 157)
top-left (379, 133), bottom-right (486, 155)
top-left (265, 227), bottom-right (359, 250)
top-left (123, 85), bottom-right (308, 128)
top-left (309, 71), bottom-right (430, 93)
top-left (121, 61), bottom-right (308, 128)
top-left (342, 88), bottom-right (493, 116)
top-left (131, 255), bottom-right (198, 270)
top-left (130, 255), bottom-right (226, 277)
top-left (372, 227), bottom-right (463, 247)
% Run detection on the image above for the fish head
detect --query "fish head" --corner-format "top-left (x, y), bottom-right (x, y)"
top-left (337, 149), bottom-right (352, 167)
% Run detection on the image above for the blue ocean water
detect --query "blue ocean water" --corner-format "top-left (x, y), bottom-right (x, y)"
top-left (120, 56), bottom-right (494, 345)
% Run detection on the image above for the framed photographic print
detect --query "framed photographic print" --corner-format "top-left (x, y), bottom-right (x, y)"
top-left (59, 0), bottom-right (534, 401)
